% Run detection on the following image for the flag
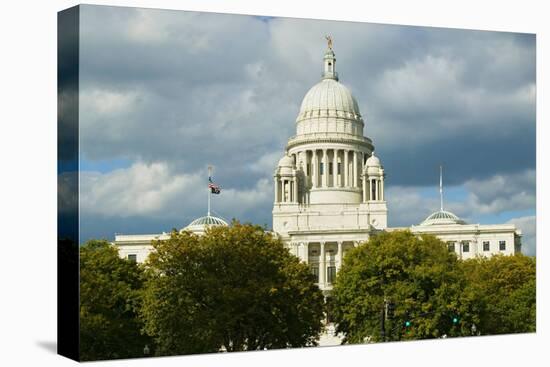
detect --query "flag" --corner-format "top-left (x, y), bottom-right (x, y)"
top-left (208, 176), bottom-right (221, 194)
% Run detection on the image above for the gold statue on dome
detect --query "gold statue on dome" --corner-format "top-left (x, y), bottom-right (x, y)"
top-left (325, 35), bottom-right (333, 50)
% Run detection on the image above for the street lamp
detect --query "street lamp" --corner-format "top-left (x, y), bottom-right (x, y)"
top-left (143, 344), bottom-right (150, 356)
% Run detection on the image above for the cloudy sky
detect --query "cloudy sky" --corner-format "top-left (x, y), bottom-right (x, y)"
top-left (68, 5), bottom-right (536, 255)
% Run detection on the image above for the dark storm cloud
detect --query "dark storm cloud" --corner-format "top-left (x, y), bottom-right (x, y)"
top-left (58, 6), bottom-right (79, 164)
top-left (78, 6), bottom-right (535, 184)
top-left (76, 5), bottom-right (535, 241)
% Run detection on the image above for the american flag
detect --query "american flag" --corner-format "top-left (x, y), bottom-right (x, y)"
top-left (208, 176), bottom-right (221, 194)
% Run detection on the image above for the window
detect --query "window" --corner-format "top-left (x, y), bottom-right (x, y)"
top-left (310, 265), bottom-right (319, 281)
top-left (306, 163), bottom-right (311, 176)
top-left (462, 241), bottom-right (470, 253)
top-left (447, 242), bottom-right (456, 252)
top-left (127, 254), bottom-right (137, 262)
top-left (327, 266), bottom-right (337, 284)
top-left (320, 162), bottom-right (324, 175)
top-left (329, 162), bottom-right (333, 175)
top-left (499, 241), bottom-right (506, 251)
top-left (483, 241), bottom-right (490, 251)
top-left (337, 162), bottom-right (341, 175)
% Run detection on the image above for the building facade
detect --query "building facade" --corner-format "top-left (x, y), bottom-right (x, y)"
top-left (113, 44), bottom-right (522, 286)
top-left (272, 45), bottom-right (387, 293)
top-left (271, 44), bottom-right (521, 293)
top-left (114, 215), bottom-right (229, 263)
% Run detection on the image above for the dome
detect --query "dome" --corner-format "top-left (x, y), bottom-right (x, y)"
top-left (182, 214), bottom-right (228, 234)
top-left (297, 79), bottom-right (361, 120)
top-left (278, 155), bottom-right (294, 167)
top-left (366, 152), bottom-right (381, 167)
top-left (293, 46), bottom-right (366, 138)
top-left (420, 210), bottom-right (465, 226)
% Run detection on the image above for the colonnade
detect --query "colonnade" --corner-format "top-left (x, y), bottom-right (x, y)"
top-left (275, 148), bottom-right (385, 204)
top-left (290, 240), bottom-right (360, 287)
top-left (362, 175), bottom-right (384, 202)
top-left (292, 148), bottom-right (367, 189)
top-left (274, 176), bottom-right (298, 203)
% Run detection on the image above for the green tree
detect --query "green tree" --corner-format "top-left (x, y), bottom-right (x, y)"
top-left (460, 254), bottom-right (536, 335)
top-left (140, 221), bottom-right (324, 356)
top-left (80, 240), bottom-right (151, 361)
top-left (331, 230), bottom-right (475, 343)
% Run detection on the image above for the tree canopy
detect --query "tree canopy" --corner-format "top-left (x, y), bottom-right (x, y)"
top-left (79, 240), bottom-right (151, 361)
top-left (140, 221), bottom-right (325, 356)
top-left (460, 254), bottom-right (536, 335)
top-left (330, 230), bottom-right (536, 343)
top-left (332, 230), bottom-right (480, 342)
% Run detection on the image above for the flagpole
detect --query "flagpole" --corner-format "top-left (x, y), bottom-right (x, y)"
top-left (208, 165), bottom-right (212, 216)
top-left (439, 165), bottom-right (443, 212)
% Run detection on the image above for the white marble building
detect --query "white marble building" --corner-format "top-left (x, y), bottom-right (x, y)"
top-left (272, 45), bottom-right (388, 293)
top-left (113, 43), bottom-right (522, 288)
top-left (114, 215), bottom-right (229, 263)
top-left (271, 44), bottom-right (521, 293)
top-left (111, 42), bottom-right (522, 347)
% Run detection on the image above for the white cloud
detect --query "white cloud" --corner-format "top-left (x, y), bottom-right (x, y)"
top-left (463, 169), bottom-right (535, 214)
top-left (216, 178), bottom-right (273, 224)
top-left (81, 88), bottom-right (142, 116)
top-left (385, 186), bottom-right (438, 227)
top-left (507, 215), bottom-right (536, 256)
top-left (387, 169), bottom-right (536, 227)
top-left (248, 151), bottom-right (282, 174)
top-left (80, 162), bottom-right (274, 227)
top-left (80, 162), bottom-right (201, 218)
top-left (74, 6), bottom-right (535, 240)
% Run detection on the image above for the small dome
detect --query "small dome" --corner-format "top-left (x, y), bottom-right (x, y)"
top-left (366, 152), bottom-right (381, 167)
top-left (278, 155), bottom-right (294, 167)
top-left (420, 210), bottom-right (465, 226)
top-left (182, 215), bottom-right (228, 234)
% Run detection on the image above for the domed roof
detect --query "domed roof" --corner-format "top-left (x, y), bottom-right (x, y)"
top-left (366, 152), bottom-right (381, 167)
top-left (298, 79), bottom-right (361, 119)
top-left (182, 214), bottom-right (228, 234)
top-left (420, 210), bottom-right (465, 226)
top-left (278, 155), bottom-right (294, 167)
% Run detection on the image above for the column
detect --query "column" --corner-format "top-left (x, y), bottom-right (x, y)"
top-left (320, 242), bottom-right (326, 286)
top-left (280, 179), bottom-right (284, 202)
top-left (310, 150), bottom-right (314, 187)
top-left (293, 176), bottom-right (298, 203)
top-left (335, 150), bottom-right (339, 187)
top-left (329, 149), bottom-right (333, 187)
top-left (274, 177), bottom-right (279, 202)
top-left (337, 241), bottom-right (343, 271)
top-left (380, 174), bottom-right (384, 201)
top-left (344, 149), bottom-right (349, 187)
top-left (304, 150), bottom-right (309, 184)
top-left (301, 242), bottom-right (309, 264)
top-left (285, 180), bottom-right (290, 203)
top-left (362, 175), bottom-right (367, 203)
top-left (312, 150), bottom-right (318, 188)
top-left (359, 152), bottom-right (363, 182)
top-left (322, 149), bottom-right (328, 187)
top-left (353, 151), bottom-right (358, 187)
top-left (336, 150), bottom-right (342, 187)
